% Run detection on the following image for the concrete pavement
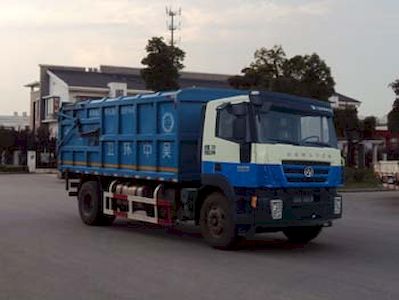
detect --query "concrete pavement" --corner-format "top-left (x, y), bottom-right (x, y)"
top-left (0, 174), bottom-right (398, 300)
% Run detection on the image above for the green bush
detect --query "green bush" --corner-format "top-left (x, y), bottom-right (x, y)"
top-left (0, 165), bottom-right (28, 173)
top-left (344, 167), bottom-right (379, 188)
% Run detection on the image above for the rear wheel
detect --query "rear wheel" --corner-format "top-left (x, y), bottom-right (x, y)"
top-left (200, 192), bottom-right (238, 249)
top-left (78, 181), bottom-right (115, 226)
top-left (283, 226), bottom-right (322, 244)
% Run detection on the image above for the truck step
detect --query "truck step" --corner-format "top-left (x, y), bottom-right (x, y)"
top-left (70, 182), bottom-right (80, 188)
top-left (103, 184), bottom-right (172, 226)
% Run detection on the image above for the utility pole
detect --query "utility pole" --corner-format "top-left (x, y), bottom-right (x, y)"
top-left (166, 6), bottom-right (181, 47)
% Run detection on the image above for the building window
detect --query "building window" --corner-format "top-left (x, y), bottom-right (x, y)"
top-left (44, 98), bottom-right (53, 119)
top-left (115, 89), bottom-right (125, 97)
top-left (44, 97), bottom-right (60, 120)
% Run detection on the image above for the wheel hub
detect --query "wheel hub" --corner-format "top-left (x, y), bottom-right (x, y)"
top-left (207, 206), bottom-right (225, 237)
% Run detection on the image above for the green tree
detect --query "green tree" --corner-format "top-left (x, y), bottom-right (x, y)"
top-left (0, 127), bottom-right (16, 165)
top-left (333, 108), bottom-right (360, 167)
top-left (0, 127), bottom-right (16, 151)
top-left (334, 108), bottom-right (360, 139)
top-left (36, 125), bottom-right (51, 152)
top-left (388, 80), bottom-right (399, 133)
top-left (229, 45), bottom-right (285, 91)
top-left (389, 79), bottom-right (399, 95)
top-left (141, 37), bottom-right (185, 91)
top-left (229, 45), bottom-right (335, 101)
top-left (360, 116), bottom-right (377, 139)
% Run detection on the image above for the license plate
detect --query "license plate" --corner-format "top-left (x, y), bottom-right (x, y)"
top-left (293, 192), bottom-right (314, 203)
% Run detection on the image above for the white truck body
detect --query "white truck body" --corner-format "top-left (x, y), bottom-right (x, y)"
top-left (374, 160), bottom-right (399, 183)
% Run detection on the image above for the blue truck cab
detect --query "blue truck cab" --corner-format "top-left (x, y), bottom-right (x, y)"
top-left (59, 88), bottom-right (343, 249)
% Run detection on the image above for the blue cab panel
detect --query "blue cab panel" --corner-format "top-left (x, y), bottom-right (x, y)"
top-left (58, 88), bottom-right (246, 182)
top-left (202, 162), bottom-right (343, 189)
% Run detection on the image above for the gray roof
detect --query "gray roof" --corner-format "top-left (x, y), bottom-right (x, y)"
top-left (335, 93), bottom-right (361, 104)
top-left (50, 69), bottom-right (146, 90)
top-left (49, 66), bottom-right (231, 91)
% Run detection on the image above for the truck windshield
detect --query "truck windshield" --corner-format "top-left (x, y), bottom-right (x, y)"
top-left (255, 110), bottom-right (338, 148)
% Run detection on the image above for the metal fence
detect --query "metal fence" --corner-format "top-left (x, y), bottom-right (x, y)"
top-left (36, 151), bottom-right (57, 169)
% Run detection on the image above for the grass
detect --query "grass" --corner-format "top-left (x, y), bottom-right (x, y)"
top-left (0, 165), bottom-right (28, 173)
top-left (343, 167), bottom-right (381, 189)
top-left (342, 181), bottom-right (381, 189)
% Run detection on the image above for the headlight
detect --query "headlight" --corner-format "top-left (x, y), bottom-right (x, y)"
top-left (334, 196), bottom-right (342, 215)
top-left (270, 199), bottom-right (283, 220)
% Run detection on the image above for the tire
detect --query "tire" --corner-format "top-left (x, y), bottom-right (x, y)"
top-left (78, 181), bottom-right (115, 226)
top-left (200, 192), bottom-right (238, 249)
top-left (283, 226), bottom-right (323, 244)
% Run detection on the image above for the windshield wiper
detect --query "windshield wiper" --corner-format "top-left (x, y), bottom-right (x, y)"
top-left (302, 141), bottom-right (331, 147)
top-left (267, 138), bottom-right (301, 146)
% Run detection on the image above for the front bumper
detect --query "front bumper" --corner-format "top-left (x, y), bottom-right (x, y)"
top-left (234, 188), bottom-right (342, 235)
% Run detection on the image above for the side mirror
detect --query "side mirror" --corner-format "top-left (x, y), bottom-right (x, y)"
top-left (233, 118), bottom-right (246, 141)
top-left (249, 92), bottom-right (263, 106)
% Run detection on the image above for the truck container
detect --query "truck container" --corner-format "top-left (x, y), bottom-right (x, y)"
top-left (59, 87), bottom-right (343, 249)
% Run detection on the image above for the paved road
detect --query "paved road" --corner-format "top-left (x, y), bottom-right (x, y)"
top-left (0, 174), bottom-right (398, 300)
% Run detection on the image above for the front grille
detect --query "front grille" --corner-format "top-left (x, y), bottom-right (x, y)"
top-left (286, 177), bottom-right (327, 183)
top-left (284, 168), bottom-right (329, 175)
top-left (282, 161), bottom-right (330, 183)
top-left (282, 160), bottom-right (331, 166)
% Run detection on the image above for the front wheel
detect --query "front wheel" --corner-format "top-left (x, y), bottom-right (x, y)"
top-left (200, 192), bottom-right (238, 249)
top-left (78, 181), bottom-right (115, 226)
top-left (283, 226), bottom-right (323, 244)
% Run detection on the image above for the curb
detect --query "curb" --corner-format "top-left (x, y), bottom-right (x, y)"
top-left (0, 172), bottom-right (30, 175)
top-left (339, 188), bottom-right (393, 193)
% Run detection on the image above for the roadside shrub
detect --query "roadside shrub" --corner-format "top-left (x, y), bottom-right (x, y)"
top-left (0, 165), bottom-right (28, 173)
top-left (344, 167), bottom-right (379, 187)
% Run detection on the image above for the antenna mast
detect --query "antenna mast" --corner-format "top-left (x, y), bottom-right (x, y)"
top-left (166, 6), bottom-right (181, 47)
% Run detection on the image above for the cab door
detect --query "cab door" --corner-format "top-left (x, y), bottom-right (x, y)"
top-left (201, 96), bottom-right (257, 187)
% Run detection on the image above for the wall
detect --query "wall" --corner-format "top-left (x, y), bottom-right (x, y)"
top-left (48, 122), bottom-right (59, 139)
top-left (329, 95), bottom-right (339, 108)
top-left (108, 82), bottom-right (127, 98)
top-left (69, 90), bottom-right (107, 102)
top-left (29, 90), bottom-right (40, 129)
top-left (48, 72), bottom-right (70, 103)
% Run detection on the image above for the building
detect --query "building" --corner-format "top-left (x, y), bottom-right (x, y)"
top-left (373, 115), bottom-right (399, 160)
top-left (25, 65), bottom-right (232, 137)
top-left (0, 112), bottom-right (29, 131)
top-left (329, 93), bottom-right (361, 110)
top-left (27, 65), bottom-right (363, 138)
top-left (376, 115), bottom-right (388, 131)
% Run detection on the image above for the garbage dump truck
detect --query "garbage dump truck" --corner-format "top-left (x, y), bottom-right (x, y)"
top-left (58, 87), bottom-right (343, 249)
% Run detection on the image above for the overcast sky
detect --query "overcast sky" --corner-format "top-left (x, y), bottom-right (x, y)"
top-left (0, 0), bottom-right (398, 118)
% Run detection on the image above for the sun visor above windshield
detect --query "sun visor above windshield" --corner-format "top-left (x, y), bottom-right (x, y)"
top-left (249, 91), bottom-right (334, 117)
